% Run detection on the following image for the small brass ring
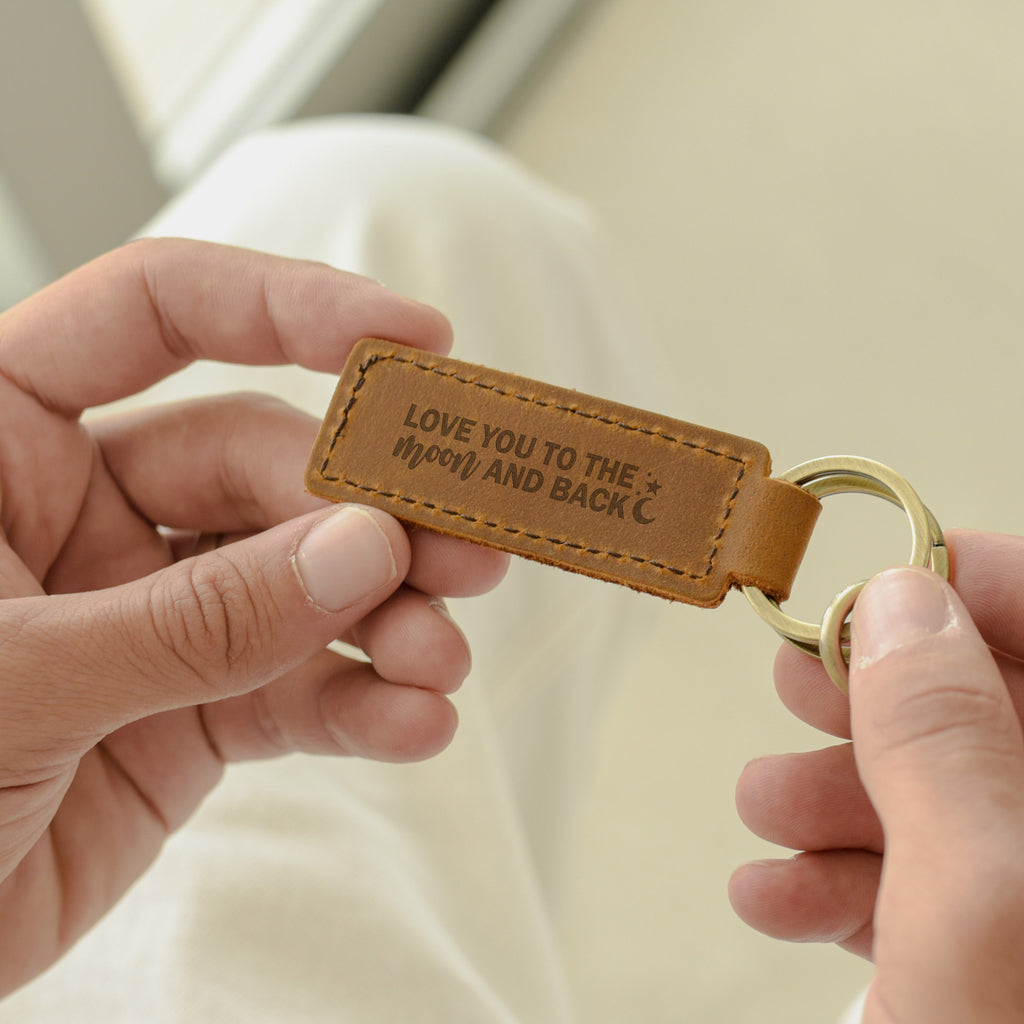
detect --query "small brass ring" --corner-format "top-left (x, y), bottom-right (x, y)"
top-left (819, 581), bottom-right (864, 694)
top-left (743, 457), bottom-right (947, 676)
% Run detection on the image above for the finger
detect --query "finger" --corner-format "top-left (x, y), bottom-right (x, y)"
top-left (405, 527), bottom-right (511, 598)
top-left (946, 528), bottom-right (1024, 662)
top-left (736, 744), bottom-right (883, 853)
top-left (0, 505), bottom-right (414, 757)
top-left (850, 567), bottom-right (1024, 842)
top-left (43, 394), bottom-right (327, 593)
top-left (199, 649), bottom-right (458, 764)
top-left (774, 642), bottom-right (852, 738)
top-left (0, 239), bottom-right (452, 414)
top-left (349, 588), bottom-right (471, 693)
top-left (90, 393), bottom-right (326, 533)
top-left (729, 850), bottom-right (880, 956)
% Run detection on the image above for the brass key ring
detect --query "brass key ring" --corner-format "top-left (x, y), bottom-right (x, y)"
top-left (743, 456), bottom-right (948, 692)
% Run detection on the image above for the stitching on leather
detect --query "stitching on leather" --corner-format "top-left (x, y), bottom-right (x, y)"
top-left (317, 353), bottom-right (749, 581)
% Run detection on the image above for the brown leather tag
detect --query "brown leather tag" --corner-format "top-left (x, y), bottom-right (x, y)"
top-left (306, 339), bottom-right (820, 607)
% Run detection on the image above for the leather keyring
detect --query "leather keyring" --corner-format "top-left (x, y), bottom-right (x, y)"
top-left (306, 339), bottom-right (946, 690)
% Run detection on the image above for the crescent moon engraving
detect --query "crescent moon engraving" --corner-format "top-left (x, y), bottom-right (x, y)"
top-left (632, 497), bottom-right (657, 525)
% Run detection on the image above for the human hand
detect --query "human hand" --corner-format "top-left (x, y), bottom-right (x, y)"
top-left (730, 531), bottom-right (1024, 1021)
top-left (0, 239), bottom-right (509, 996)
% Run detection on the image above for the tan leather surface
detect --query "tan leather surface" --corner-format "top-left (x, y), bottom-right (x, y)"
top-left (306, 340), bottom-right (820, 606)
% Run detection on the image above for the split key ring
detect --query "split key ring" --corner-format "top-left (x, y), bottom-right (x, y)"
top-left (743, 456), bottom-right (948, 693)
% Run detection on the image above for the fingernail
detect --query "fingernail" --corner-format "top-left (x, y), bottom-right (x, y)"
top-left (294, 507), bottom-right (398, 612)
top-left (853, 567), bottom-right (956, 669)
top-left (429, 597), bottom-right (473, 673)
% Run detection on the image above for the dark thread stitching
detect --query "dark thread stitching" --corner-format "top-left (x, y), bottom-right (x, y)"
top-left (318, 353), bottom-right (749, 581)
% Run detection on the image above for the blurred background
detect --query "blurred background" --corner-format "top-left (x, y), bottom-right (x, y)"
top-left (5, 1), bottom-right (1024, 1020)
top-left (0, 0), bottom-right (589, 306)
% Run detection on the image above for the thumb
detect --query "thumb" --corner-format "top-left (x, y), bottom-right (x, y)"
top-left (850, 566), bottom-right (1024, 837)
top-left (850, 567), bottom-right (1024, 1021)
top-left (0, 505), bottom-right (408, 753)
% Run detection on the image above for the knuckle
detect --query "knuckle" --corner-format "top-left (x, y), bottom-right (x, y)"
top-left (916, 672), bottom-right (1005, 727)
top-left (882, 682), bottom-right (1008, 754)
top-left (150, 554), bottom-right (268, 690)
top-left (869, 648), bottom-right (1022, 775)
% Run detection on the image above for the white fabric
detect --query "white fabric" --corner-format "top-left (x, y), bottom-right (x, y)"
top-left (1, 116), bottom-right (661, 1023)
